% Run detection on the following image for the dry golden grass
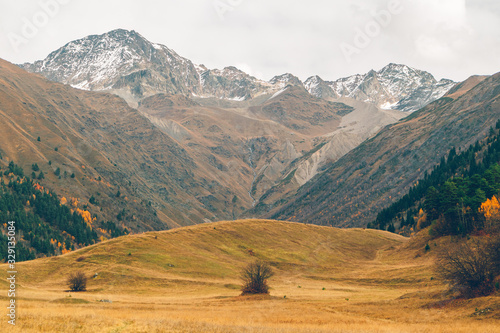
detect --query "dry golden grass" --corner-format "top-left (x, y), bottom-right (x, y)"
top-left (1, 220), bottom-right (498, 332)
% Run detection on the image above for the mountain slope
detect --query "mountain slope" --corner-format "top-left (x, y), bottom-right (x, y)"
top-left (138, 85), bottom-right (404, 207)
top-left (264, 72), bottom-right (500, 227)
top-left (2, 57), bottom-right (406, 230)
top-left (0, 58), bottom-right (250, 230)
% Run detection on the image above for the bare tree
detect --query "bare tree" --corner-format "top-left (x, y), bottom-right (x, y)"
top-left (67, 270), bottom-right (87, 292)
top-left (240, 261), bottom-right (274, 295)
top-left (438, 238), bottom-right (498, 298)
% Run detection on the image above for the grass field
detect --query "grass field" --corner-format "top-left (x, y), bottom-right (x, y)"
top-left (1, 220), bottom-right (498, 332)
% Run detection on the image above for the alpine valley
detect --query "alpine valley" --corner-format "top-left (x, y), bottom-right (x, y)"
top-left (2, 28), bottom-right (499, 257)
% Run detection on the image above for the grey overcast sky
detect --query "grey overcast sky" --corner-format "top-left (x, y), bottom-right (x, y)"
top-left (0, 0), bottom-right (499, 82)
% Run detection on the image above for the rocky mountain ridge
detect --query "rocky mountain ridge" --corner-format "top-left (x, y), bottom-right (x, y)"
top-left (259, 73), bottom-right (499, 227)
top-left (20, 29), bottom-right (454, 111)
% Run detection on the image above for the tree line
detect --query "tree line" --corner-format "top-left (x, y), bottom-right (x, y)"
top-left (369, 120), bottom-right (500, 237)
top-left (0, 161), bottom-right (128, 262)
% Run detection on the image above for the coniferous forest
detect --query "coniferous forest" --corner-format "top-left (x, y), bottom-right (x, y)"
top-left (370, 120), bottom-right (500, 237)
top-left (0, 161), bottom-right (128, 262)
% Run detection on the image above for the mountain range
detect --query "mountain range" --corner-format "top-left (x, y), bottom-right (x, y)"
top-left (3, 28), bottom-right (498, 233)
top-left (20, 29), bottom-right (454, 112)
top-left (262, 74), bottom-right (500, 227)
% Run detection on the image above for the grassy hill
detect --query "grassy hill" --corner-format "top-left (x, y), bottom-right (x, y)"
top-left (11, 220), bottom-right (405, 290)
top-left (1, 220), bottom-right (498, 332)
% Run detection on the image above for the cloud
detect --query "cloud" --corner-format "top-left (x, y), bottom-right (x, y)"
top-left (0, 0), bottom-right (498, 82)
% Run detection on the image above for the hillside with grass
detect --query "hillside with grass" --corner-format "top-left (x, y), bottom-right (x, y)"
top-left (1, 219), bottom-right (498, 332)
top-left (12, 220), bottom-right (406, 290)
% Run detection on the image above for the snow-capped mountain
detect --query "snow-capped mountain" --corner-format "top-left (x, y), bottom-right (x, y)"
top-left (269, 73), bottom-right (303, 89)
top-left (195, 65), bottom-right (271, 101)
top-left (21, 29), bottom-right (201, 99)
top-left (304, 63), bottom-right (455, 112)
top-left (304, 75), bottom-right (339, 99)
top-left (20, 29), bottom-right (455, 111)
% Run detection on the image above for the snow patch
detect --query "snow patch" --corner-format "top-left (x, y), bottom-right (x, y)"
top-left (379, 101), bottom-right (398, 110)
top-left (228, 96), bottom-right (246, 101)
top-left (70, 81), bottom-right (90, 90)
top-left (269, 88), bottom-right (287, 100)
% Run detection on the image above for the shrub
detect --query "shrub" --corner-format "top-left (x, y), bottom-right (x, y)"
top-left (67, 271), bottom-right (87, 291)
top-left (240, 261), bottom-right (274, 295)
top-left (438, 237), bottom-right (499, 298)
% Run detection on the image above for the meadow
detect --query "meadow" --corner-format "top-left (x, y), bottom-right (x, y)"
top-left (1, 220), bottom-right (498, 332)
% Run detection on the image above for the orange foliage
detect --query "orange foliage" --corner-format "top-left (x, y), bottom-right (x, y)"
top-left (97, 228), bottom-right (109, 235)
top-left (479, 196), bottom-right (500, 218)
top-left (416, 208), bottom-right (427, 230)
top-left (76, 208), bottom-right (94, 227)
top-left (69, 197), bottom-right (79, 208)
top-left (60, 197), bottom-right (67, 205)
top-left (33, 183), bottom-right (44, 192)
top-left (479, 195), bottom-right (500, 229)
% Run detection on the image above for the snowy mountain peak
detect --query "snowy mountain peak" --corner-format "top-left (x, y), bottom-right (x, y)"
top-left (20, 29), bottom-right (456, 111)
top-left (21, 28), bottom-right (199, 96)
top-left (304, 75), bottom-right (339, 99)
top-left (324, 64), bottom-right (455, 112)
top-left (269, 73), bottom-right (303, 88)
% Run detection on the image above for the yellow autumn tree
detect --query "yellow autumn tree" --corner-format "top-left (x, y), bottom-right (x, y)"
top-left (479, 195), bottom-right (500, 230)
top-left (76, 208), bottom-right (93, 227)
top-left (61, 244), bottom-right (71, 254)
top-left (69, 197), bottom-right (79, 208)
top-left (415, 208), bottom-right (428, 230)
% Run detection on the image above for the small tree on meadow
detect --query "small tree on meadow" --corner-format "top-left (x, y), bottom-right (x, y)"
top-left (438, 237), bottom-right (499, 298)
top-left (240, 261), bottom-right (274, 295)
top-left (67, 270), bottom-right (87, 292)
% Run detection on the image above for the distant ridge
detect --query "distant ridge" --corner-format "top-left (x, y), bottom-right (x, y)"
top-left (20, 29), bottom-right (454, 111)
